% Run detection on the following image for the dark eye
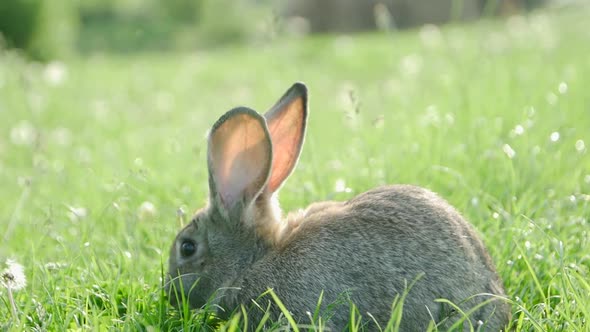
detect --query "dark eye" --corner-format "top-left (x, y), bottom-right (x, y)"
top-left (180, 240), bottom-right (196, 257)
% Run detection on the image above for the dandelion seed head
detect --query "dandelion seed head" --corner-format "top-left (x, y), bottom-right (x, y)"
top-left (43, 61), bottom-right (68, 86)
top-left (10, 121), bottom-right (36, 146)
top-left (550, 131), bottom-right (560, 142)
top-left (400, 54), bottom-right (423, 77)
top-left (176, 207), bottom-right (186, 218)
top-left (513, 124), bottom-right (524, 136)
top-left (17, 176), bottom-right (31, 188)
top-left (1, 259), bottom-right (27, 291)
top-left (575, 139), bottom-right (585, 152)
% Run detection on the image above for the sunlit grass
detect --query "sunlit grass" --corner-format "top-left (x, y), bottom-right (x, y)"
top-left (1, 5), bottom-right (589, 331)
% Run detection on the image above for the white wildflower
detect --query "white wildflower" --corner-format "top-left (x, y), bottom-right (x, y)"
top-left (334, 179), bottom-right (352, 193)
top-left (44, 262), bottom-right (68, 270)
top-left (419, 25), bottom-right (442, 48)
top-left (513, 124), bottom-right (524, 136)
top-left (502, 144), bottom-right (516, 159)
top-left (67, 206), bottom-right (88, 222)
top-left (43, 61), bottom-right (68, 86)
top-left (138, 201), bottom-right (157, 220)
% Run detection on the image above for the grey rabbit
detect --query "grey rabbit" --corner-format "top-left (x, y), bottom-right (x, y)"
top-left (166, 83), bottom-right (511, 330)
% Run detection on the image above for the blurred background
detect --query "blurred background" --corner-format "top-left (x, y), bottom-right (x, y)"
top-left (0, 0), bottom-right (557, 61)
top-left (1, 2), bottom-right (590, 330)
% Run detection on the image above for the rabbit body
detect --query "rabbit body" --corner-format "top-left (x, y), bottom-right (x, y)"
top-left (223, 185), bottom-right (508, 330)
top-left (166, 83), bottom-right (510, 331)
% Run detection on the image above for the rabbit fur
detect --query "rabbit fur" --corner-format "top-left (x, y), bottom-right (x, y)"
top-left (166, 83), bottom-right (511, 331)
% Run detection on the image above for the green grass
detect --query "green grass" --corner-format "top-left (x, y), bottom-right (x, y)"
top-left (1, 5), bottom-right (590, 331)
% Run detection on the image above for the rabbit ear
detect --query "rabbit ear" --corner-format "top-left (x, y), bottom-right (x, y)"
top-left (264, 82), bottom-right (308, 193)
top-left (207, 107), bottom-right (272, 217)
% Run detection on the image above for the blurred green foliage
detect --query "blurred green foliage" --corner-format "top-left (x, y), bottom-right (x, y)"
top-left (0, 0), bottom-right (551, 61)
top-left (0, 0), bottom-right (267, 60)
top-left (162, 0), bottom-right (202, 23)
top-left (77, 0), bottom-right (265, 53)
top-left (0, 0), bottom-right (42, 51)
top-left (0, 0), bottom-right (78, 60)
top-left (29, 0), bottom-right (79, 60)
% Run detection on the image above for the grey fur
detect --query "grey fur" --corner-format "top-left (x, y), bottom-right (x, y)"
top-left (166, 83), bottom-right (511, 331)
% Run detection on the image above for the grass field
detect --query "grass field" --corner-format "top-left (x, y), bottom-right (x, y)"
top-left (1, 5), bottom-right (590, 331)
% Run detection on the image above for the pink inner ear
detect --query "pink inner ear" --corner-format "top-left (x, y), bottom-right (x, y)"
top-left (266, 97), bottom-right (305, 193)
top-left (209, 112), bottom-right (272, 210)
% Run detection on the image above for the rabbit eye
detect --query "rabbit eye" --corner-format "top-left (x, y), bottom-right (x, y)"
top-left (180, 240), bottom-right (196, 257)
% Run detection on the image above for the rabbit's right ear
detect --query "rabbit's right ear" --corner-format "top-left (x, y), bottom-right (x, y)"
top-left (207, 107), bottom-right (272, 219)
top-left (264, 83), bottom-right (308, 193)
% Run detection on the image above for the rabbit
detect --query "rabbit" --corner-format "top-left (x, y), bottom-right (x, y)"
top-left (166, 82), bottom-right (511, 331)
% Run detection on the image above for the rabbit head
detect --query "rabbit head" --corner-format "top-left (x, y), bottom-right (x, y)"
top-left (166, 83), bottom-right (308, 310)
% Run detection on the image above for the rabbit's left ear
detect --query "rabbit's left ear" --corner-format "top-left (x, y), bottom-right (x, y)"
top-left (264, 83), bottom-right (308, 193)
top-left (207, 107), bottom-right (272, 216)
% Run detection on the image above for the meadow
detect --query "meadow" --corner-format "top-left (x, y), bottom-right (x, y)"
top-left (1, 5), bottom-right (590, 331)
